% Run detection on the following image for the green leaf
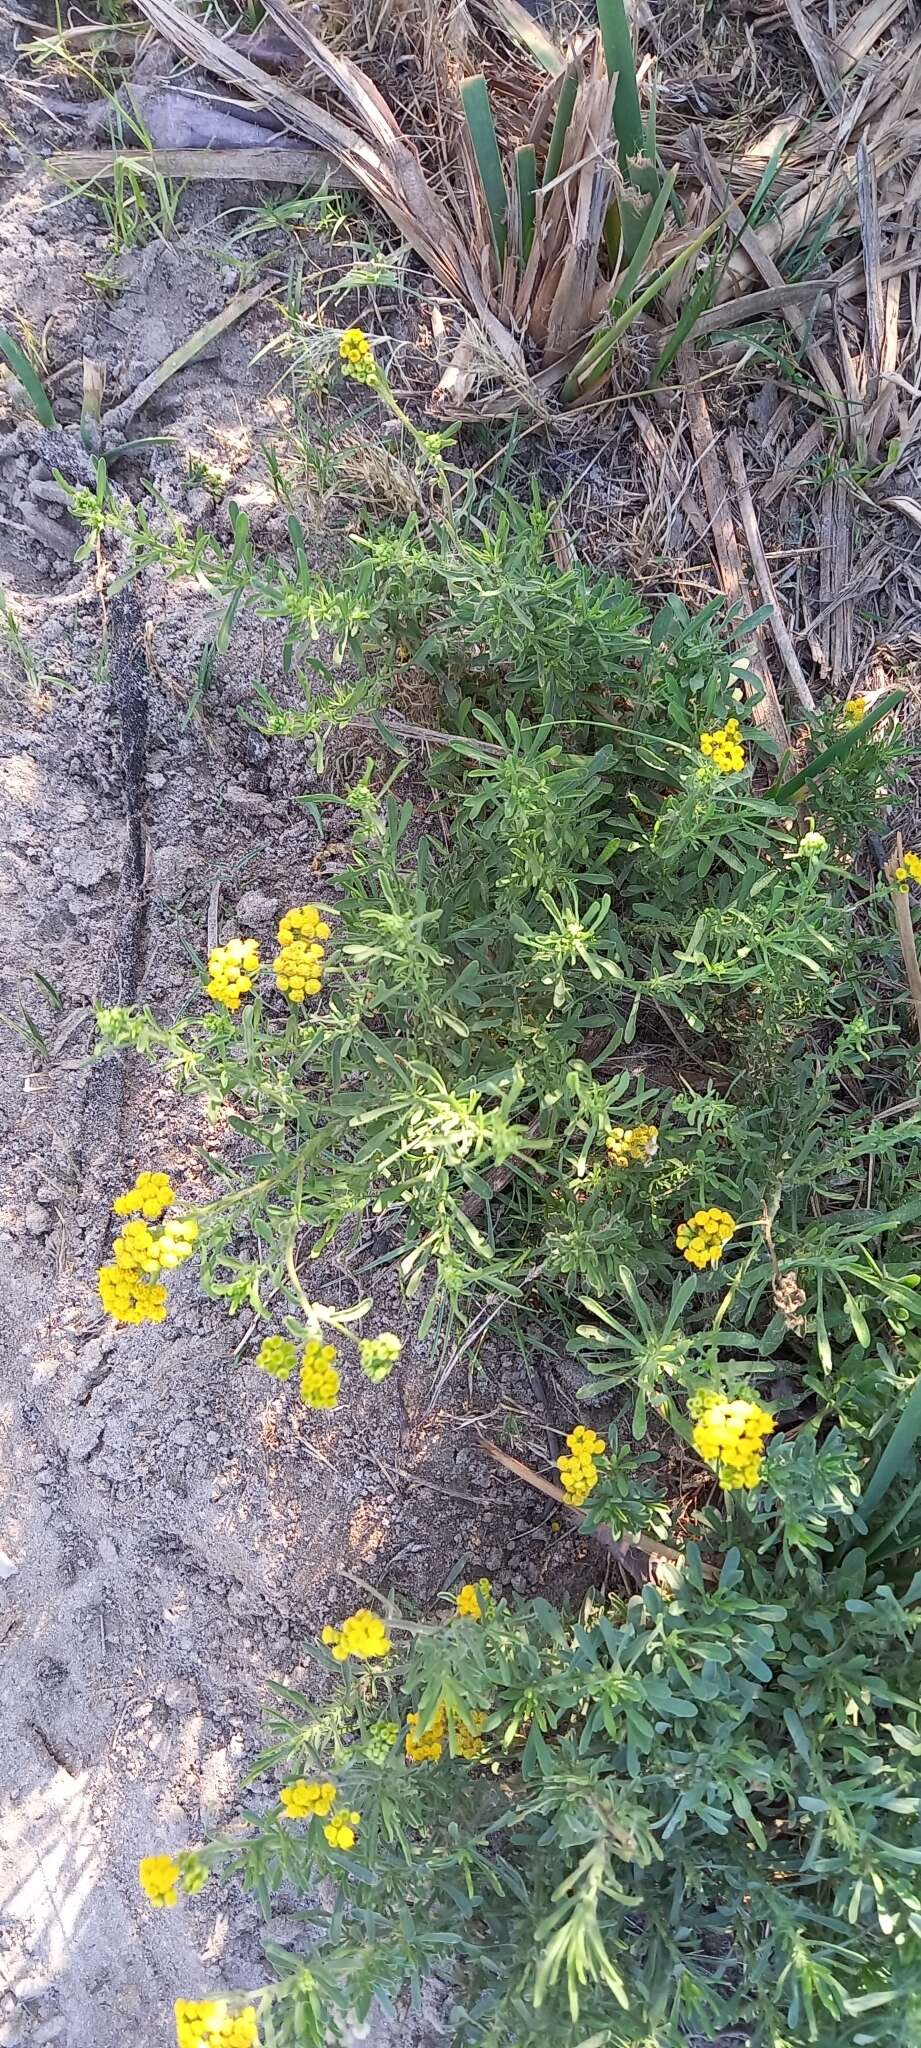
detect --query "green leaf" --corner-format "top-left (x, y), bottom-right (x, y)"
top-left (0, 323), bottom-right (56, 427)
top-left (772, 689), bottom-right (905, 800)
top-left (460, 76), bottom-right (508, 267)
top-left (543, 65), bottom-right (579, 187)
top-left (515, 145), bottom-right (537, 267)
top-left (861, 1367), bottom-right (921, 1524)
top-left (597, 0), bottom-right (644, 164)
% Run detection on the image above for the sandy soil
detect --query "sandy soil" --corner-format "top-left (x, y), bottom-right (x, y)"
top-left (0, 69), bottom-right (588, 2048)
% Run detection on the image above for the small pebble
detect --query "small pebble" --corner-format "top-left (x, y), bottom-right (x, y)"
top-left (24, 1203), bottom-right (51, 1238)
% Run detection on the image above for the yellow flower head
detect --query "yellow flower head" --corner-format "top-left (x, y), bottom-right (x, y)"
top-left (98, 1263), bottom-right (167, 1326)
top-left (321, 1607), bottom-right (391, 1662)
top-left (206, 937), bottom-right (260, 1012)
top-left (277, 903), bottom-right (332, 948)
top-left (139, 1853), bottom-right (180, 1907)
top-left (699, 718), bottom-right (745, 774)
top-left (405, 1705), bottom-right (446, 1764)
top-left (280, 1778), bottom-right (337, 1819)
top-left (689, 1389), bottom-right (774, 1491)
top-left (605, 1123), bottom-right (658, 1170)
top-left (113, 1170), bottom-right (174, 1220)
top-left (323, 1807), bottom-right (361, 1850)
top-left (273, 938), bottom-right (325, 1003)
top-left (256, 1334), bottom-right (298, 1381)
top-left (299, 1338), bottom-right (340, 1410)
top-left (175, 2000), bottom-right (259, 2048)
top-left (894, 849), bottom-right (921, 891)
top-left (455, 1577), bottom-right (491, 1620)
top-left (556, 1424), bottom-right (606, 1506)
top-left (676, 1206), bottom-right (736, 1269)
top-left (843, 694), bottom-right (867, 725)
top-left (339, 328), bottom-right (375, 385)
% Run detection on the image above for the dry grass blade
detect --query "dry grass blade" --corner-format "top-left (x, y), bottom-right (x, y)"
top-left (49, 145), bottom-right (352, 185)
top-left (471, 0), bottom-right (566, 77)
top-left (856, 140), bottom-right (884, 414)
top-left (726, 435), bottom-right (816, 714)
top-left (679, 346), bottom-right (791, 756)
top-left (782, 0), bottom-right (843, 109)
top-left (866, 157), bottom-right (921, 458)
top-left (839, 0), bottom-right (912, 65)
top-left (101, 278), bottom-right (275, 438)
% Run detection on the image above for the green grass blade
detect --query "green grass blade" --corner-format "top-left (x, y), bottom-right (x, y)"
top-left (772, 690), bottom-right (904, 800)
top-left (0, 324), bottom-right (56, 427)
top-left (543, 65), bottom-right (578, 187)
top-left (461, 75), bottom-right (508, 267)
top-left (653, 259), bottom-right (718, 383)
top-left (515, 145), bottom-right (537, 266)
top-left (611, 165), bottom-right (675, 307)
top-left (597, 0), bottom-right (644, 166)
top-left (861, 1368), bottom-right (921, 1525)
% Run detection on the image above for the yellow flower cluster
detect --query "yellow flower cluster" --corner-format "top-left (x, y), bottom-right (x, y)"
top-left (699, 718), bottom-right (745, 773)
top-left (113, 1170), bottom-right (174, 1220)
top-left (112, 1216), bottom-right (198, 1275)
top-left (280, 1778), bottom-right (336, 1819)
top-left (255, 1335), bottom-right (297, 1381)
top-left (843, 694), bottom-right (867, 724)
top-left (299, 1338), bottom-right (340, 1410)
top-left (323, 1807), bottom-right (361, 1850)
top-left (690, 1391), bottom-right (774, 1490)
top-left (405, 1707), bottom-right (446, 1763)
top-left (321, 1607), bottom-right (392, 1662)
top-left (98, 1263), bottom-right (167, 1326)
top-left (139, 1851), bottom-right (208, 1908)
top-left (605, 1123), bottom-right (658, 1169)
top-left (339, 327), bottom-right (376, 384)
top-left (174, 2000), bottom-right (259, 2048)
top-left (455, 1577), bottom-right (491, 1620)
top-left (273, 939), bottom-right (325, 1002)
top-left (358, 1331), bottom-right (402, 1382)
top-left (139, 1854), bottom-right (180, 1907)
top-left (894, 849), bottom-right (921, 889)
top-left (274, 905), bottom-right (332, 1003)
top-left (100, 1176), bottom-right (198, 1324)
top-left (557, 1424), bottom-right (606, 1506)
top-left (676, 1206), bottom-right (736, 1269)
top-left (405, 1703), bottom-right (486, 1764)
top-left (206, 937), bottom-right (260, 1012)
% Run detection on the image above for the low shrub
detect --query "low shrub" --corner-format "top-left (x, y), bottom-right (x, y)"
top-left (92, 484), bottom-right (921, 2046)
top-left (143, 1508), bottom-right (921, 2047)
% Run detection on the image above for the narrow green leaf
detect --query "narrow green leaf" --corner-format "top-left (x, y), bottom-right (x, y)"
top-left (597, 0), bottom-right (644, 164)
top-left (543, 65), bottom-right (578, 187)
top-left (515, 145), bottom-right (537, 267)
top-left (653, 260), bottom-right (718, 384)
top-left (861, 1368), bottom-right (921, 1524)
top-left (611, 166), bottom-right (676, 309)
top-left (0, 323), bottom-right (56, 427)
top-left (460, 75), bottom-right (507, 267)
top-left (772, 690), bottom-right (904, 800)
